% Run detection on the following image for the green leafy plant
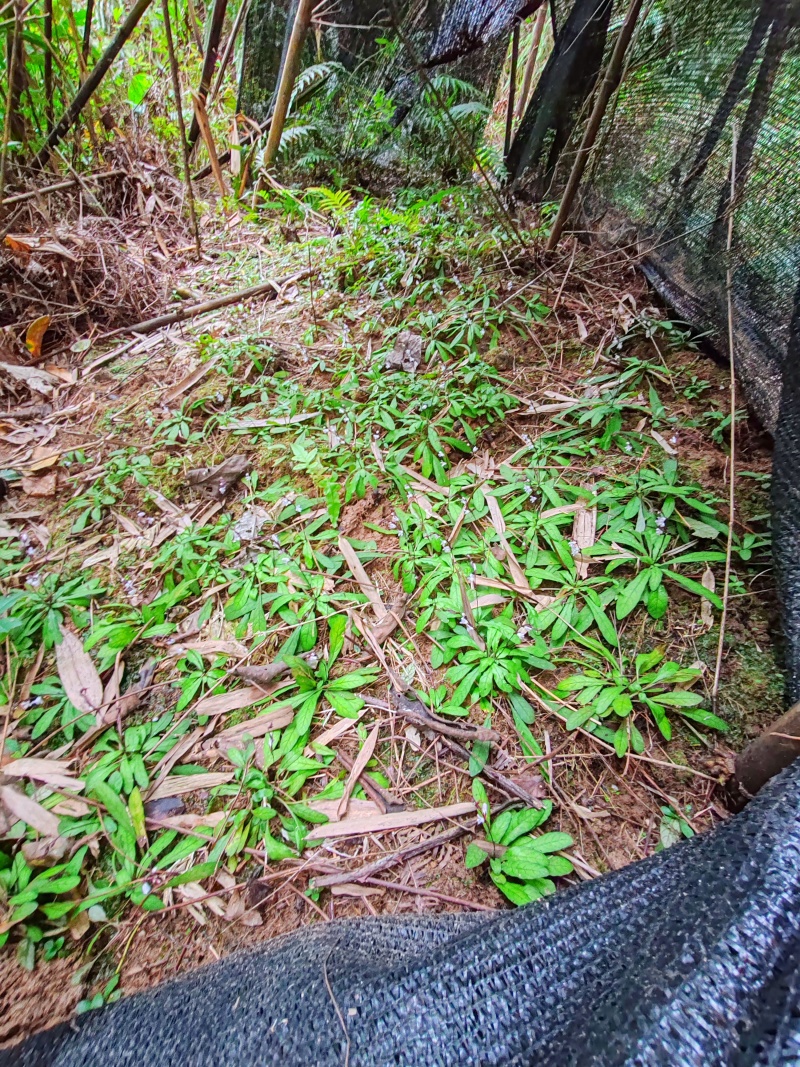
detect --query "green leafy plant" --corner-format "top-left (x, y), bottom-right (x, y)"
top-left (433, 605), bottom-right (553, 708)
top-left (465, 782), bottom-right (574, 905)
top-left (554, 647), bottom-right (727, 754)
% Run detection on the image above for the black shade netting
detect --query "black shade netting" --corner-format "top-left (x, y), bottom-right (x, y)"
top-left (7, 752), bottom-right (800, 1066)
top-left (511, 0), bottom-right (800, 433)
top-left (237, 0), bottom-right (540, 177)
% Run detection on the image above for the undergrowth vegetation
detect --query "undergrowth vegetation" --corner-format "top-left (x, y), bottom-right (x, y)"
top-left (0, 184), bottom-right (771, 964)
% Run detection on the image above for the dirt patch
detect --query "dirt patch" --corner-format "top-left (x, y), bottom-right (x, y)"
top-left (0, 954), bottom-right (83, 1049)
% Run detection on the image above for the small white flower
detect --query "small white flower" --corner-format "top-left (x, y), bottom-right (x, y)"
top-left (142, 882), bottom-right (152, 897)
top-left (569, 539), bottom-right (580, 557)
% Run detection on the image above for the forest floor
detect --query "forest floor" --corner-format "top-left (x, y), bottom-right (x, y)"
top-left (0, 167), bottom-right (782, 1043)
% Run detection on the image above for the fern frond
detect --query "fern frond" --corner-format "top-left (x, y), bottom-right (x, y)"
top-left (307, 185), bottom-right (354, 216)
top-left (289, 62), bottom-right (344, 111)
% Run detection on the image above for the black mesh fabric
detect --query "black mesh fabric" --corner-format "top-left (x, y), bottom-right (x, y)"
top-left (6, 756), bottom-right (800, 1066)
top-left (237, 0), bottom-right (539, 139)
top-left (510, 0), bottom-right (800, 432)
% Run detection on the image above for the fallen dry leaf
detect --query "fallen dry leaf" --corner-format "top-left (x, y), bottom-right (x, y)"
top-left (0, 362), bottom-right (60, 396)
top-left (338, 535), bottom-right (386, 620)
top-left (22, 472), bottom-right (57, 497)
top-left (701, 568), bottom-right (716, 629)
top-left (148, 773), bottom-right (234, 799)
top-left (193, 685), bottom-right (268, 718)
top-left (652, 429), bottom-right (678, 455)
top-left (0, 784), bottom-right (61, 837)
top-left (164, 355), bottom-right (219, 403)
top-left (1, 757), bottom-right (84, 790)
top-left (336, 721), bottom-right (381, 820)
top-left (571, 488), bottom-right (597, 580)
top-left (55, 628), bottom-right (103, 715)
top-left (486, 495), bottom-right (529, 590)
top-left (25, 316), bottom-right (51, 360)
top-left (306, 801), bottom-right (475, 842)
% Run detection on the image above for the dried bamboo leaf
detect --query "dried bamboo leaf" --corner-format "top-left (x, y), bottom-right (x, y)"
top-left (0, 784), bottom-right (61, 837)
top-left (336, 721), bottom-right (381, 820)
top-left (338, 535), bottom-right (387, 620)
top-left (56, 628), bottom-right (103, 715)
top-left (306, 801), bottom-right (475, 842)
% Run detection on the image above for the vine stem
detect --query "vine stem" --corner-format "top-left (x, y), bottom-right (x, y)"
top-left (712, 123), bottom-right (739, 712)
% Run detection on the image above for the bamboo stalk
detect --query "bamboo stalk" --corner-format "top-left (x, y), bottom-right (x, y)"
top-left (0, 0), bottom-right (23, 211)
top-left (261, 0), bottom-right (314, 172)
top-left (32, 0), bottom-right (155, 168)
top-left (186, 0), bottom-right (203, 54)
top-left (503, 21), bottom-right (520, 160)
top-left (712, 123), bottom-right (739, 712)
top-left (81, 0), bottom-right (94, 59)
top-left (545, 0), bottom-right (644, 251)
top-left (99, 269), bottom-right (311, 339)
top-left (516, 2), bottom-right (547, 119)
top-left (210, 0), bottom-right (251, 101)
top-left (43, 0), bottom-right (53, 129)
top-left (186, 0), bottom-right (228, 148)
top-left (161, 0), bottom-right (201, 255)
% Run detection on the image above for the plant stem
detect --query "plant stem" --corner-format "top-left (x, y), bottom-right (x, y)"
top-left (712, 123), bottom-right (739, 712)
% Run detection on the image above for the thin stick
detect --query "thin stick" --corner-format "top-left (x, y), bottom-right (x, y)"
top-left (516, 2), bottom-right (547, 119)
top-left (712, 123), bottom-right (739, 712)
top-left (546, 0), bottom-right (644, 251)
top-left (322, 949), bottom-right (351, 1067)
top-left (161, 0), bottom-right (201, 255)
top-left (362, 877), bottom-right (495, 911)
top-left (503, 21), bottom-right (520, 160)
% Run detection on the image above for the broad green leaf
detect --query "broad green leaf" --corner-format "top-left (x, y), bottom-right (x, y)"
top-left (528, 831), bottom-right (573, 853)
top-left (616, 568), bottom-right (651, 619)
top-left (465, 843), bottom-right (487, 869)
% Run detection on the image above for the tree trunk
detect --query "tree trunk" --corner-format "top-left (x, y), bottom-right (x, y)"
top-left (506, 0), bottom-right (613, 188)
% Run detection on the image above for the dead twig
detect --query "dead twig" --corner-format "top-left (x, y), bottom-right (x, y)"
top-left (313, 825), bottom-right (467, 889)
top-left (99, 269), bottom-right (312, 339)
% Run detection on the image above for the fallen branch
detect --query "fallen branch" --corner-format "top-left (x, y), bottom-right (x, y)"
top-left (99, 269), bottom-right (312, 339)
top-left (32, 0), bottom-right (155, 168)
top-left (313, 824), bottom-right (467, 889)
top-left (364, 695), bottom-right (500, 744)
top-left (1, 168), bottom-right (126, 207)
